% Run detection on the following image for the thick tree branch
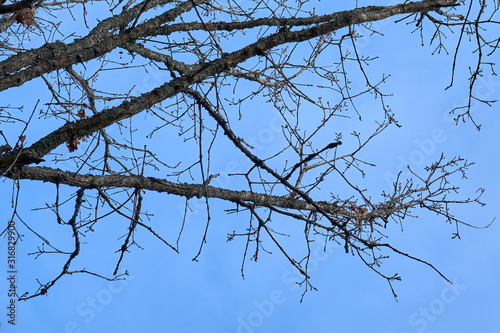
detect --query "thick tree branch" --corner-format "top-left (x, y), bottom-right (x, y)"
top-left (0, 0), bottom-right (207, 91)
top-left (5, 165), bottom-right (349, 216)
top-left (0, 0), bottom-right (41, 14)
top-left (0, 0), bottom-right (461, 170)
top-left (0, 0), bottom-right (492, 301)
top-left (0, 0), bottom-right (458, 92)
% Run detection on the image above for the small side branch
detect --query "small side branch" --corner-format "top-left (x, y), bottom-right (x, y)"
top-left (19, 188), bottom-right (85, 300)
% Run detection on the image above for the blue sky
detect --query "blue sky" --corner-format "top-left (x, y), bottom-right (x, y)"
top-left (1, 1), bottom-right (499, 332)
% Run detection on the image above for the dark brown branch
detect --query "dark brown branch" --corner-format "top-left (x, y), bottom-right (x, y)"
top-left (0, 0), bottom-right (41, 14)
top-left (0, 0), bottom-right (461, 171)
top-left (6, 165), bottom-right (348, 216)
top-left (19, 188), bottom-right (85, 300)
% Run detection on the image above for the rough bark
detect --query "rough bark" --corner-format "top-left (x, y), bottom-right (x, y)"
top-left (0, 0), bottom-right (494, 299)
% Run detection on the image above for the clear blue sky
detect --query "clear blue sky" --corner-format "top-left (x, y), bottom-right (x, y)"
top-left (0, 2), bottom-right (499, 332)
